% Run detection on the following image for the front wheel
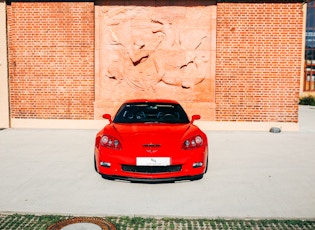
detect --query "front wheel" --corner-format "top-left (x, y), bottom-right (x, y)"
top-left (204, 156), bottom-right (209, 174)
top-left (101, 174), bottom-right (115, 181)
top-left (94, 154), bottom-right (99, 173)
top-left (190, 174), bottom-right (203, 181)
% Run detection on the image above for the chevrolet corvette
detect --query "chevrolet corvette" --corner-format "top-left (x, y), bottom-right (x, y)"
top-left (94, 99), bottom-right (208, 182)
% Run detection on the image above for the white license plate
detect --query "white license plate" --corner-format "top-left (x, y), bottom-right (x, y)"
top-left (136, 157), bottom-right (171, 166)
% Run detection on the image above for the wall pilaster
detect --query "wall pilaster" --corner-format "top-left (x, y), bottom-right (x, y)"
top-left (0, 0), bottom-right (9, 128)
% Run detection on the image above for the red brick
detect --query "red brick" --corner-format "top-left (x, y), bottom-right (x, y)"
top-left (7, 2), bottom-right (94, 119)
top-left (216, 1), bottom-right (302, 122)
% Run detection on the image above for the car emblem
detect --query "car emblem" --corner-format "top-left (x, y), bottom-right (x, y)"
top-left (146, 149), bottom-right (158, 153)
top-left (143, 144), bottom-right (161, 153)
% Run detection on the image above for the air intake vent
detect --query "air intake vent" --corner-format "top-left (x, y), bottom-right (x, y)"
top-left (122, 165), bottom-right (182, 173)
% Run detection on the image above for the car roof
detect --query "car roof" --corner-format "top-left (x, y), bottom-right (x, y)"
top-left (122, 99), bottom-right (180, 104)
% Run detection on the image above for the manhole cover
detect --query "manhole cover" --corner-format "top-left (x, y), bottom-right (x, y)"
top-left (47, 217), bottom-right (116, 230)
top-left (61, 223), bottom-right (101, 230)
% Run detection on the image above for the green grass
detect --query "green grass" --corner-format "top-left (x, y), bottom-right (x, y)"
top-left (0, 213), bottom-right (315, 230)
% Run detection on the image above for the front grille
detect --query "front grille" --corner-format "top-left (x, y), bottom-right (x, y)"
top-left (122, 165), bottom-right (182, 174)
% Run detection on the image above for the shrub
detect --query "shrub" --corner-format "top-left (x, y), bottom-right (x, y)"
top-left (299, 95), bottom-right (315, 106)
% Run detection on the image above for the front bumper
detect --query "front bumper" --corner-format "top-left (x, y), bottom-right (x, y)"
top-left (100, 174), bottom-right (204, 183)
top-left (95, 147), bottom-right (208, 182)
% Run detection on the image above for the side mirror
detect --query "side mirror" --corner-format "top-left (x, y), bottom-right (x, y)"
top-left (191, 115), bottom-right (201, 124)
top-left (102, 114), bottom-right (112, 124)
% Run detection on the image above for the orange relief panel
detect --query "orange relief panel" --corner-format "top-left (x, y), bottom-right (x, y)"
top-left (94, 1), bottom-right (216, 120)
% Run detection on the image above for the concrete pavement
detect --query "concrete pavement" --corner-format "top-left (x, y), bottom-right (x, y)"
top-left (0, 106), bottom-right (314, 219)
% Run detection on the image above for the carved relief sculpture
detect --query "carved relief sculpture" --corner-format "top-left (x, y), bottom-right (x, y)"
top-left (95, 1), bottom-right (216, 119)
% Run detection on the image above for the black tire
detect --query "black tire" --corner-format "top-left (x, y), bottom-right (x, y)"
top-left (101, 174), bottom-right (115, 181)
top-left (204, 156), bottom-right (209, 174)
top-left (94, 154), bottom-right (99, 173)
top-left (190, 174), bottom-right (203, 181)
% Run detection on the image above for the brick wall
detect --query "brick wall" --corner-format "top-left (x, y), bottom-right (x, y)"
top-left (216, 0), bottom-right (303, 122)
top-left (6, 1), bottom-right (304, 124)
top-left (7, 2), bottom-right (94, 119)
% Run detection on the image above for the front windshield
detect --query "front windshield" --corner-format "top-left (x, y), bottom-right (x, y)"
top-left (113, 102), bottom-right (190, 124)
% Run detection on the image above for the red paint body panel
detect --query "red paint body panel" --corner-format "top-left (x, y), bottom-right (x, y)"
top-left (94, 99), bottom-right (208, 182)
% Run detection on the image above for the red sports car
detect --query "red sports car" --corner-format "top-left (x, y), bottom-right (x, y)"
top-left (94, 99), bottom-right (208, 182)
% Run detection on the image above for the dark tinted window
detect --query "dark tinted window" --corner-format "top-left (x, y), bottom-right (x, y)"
top-left (113, 102), bottom-right (190, 124)
top-left (305, 1), bottom-right (315, 91)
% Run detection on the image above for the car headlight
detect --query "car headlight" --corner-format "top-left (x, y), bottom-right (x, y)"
top-left (100, 135), bottom-right (122, 150)
top-left (182, 135), bottom-right (203, 150)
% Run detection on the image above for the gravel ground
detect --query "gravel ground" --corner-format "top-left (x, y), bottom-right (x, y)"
top-left (1, 213), bottom-right (315, 230)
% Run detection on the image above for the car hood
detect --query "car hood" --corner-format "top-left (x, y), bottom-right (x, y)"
top-left (112, 123), bottom-right (192, 144)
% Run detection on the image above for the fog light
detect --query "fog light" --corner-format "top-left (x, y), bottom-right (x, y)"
top-left (193, 162), bottom-right (203, 168)
top-left (100, 162), bottom-right (111, 168)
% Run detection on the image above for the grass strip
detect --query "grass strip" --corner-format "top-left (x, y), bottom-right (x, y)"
top-left (0, 213), bottom-right (314, 230)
